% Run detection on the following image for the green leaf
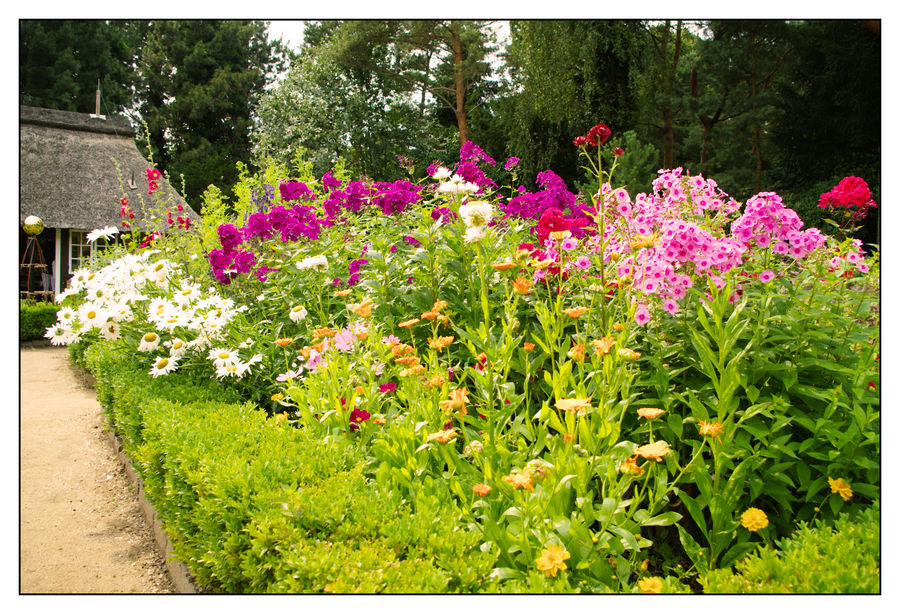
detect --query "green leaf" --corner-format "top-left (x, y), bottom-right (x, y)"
top-left (719, 541), bottom-right (760, 570)
top-left (641, 511), bottom-right (683, 527)
top-left (677, 524), bottom-right (707, 571)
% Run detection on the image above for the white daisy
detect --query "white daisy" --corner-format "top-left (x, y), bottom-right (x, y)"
top-left (77, 303), bottom-right (108, 330)
top-left (289, 305), bottom-right (308, 323)
top-left (56, 306), bottom-right (76, 324)
top-left (149, 355), bottom-right (178, 378)
top-left (98, 320), bottom-right (121, 340)
top-left (208, 347), bottom-right (238, 369)
top-left (173, 282), bottom-right (202, 305)
top-left (86, 226), bottom-right (119, 243)
top-left (297, 254), bottom-right (329, 271)
top-left (44, 324), bottom-right (74, 346)
top-left (137, 331), bottom-right (161, 352)
top-left (431, 166), bottom-right (453, 180)
top-left (166, 338), bottom-right (188, 358)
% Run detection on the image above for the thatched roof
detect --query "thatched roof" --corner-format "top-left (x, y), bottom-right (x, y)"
top-left (19, 106), bottom-right (196, 231)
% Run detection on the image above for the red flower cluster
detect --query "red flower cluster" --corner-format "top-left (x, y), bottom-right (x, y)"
top-left (147, 168), bottom-right (161, 196)
top-left (573, 123), bottom-right (612, 147)
top-left (818, 176), bottom-right (877, 221)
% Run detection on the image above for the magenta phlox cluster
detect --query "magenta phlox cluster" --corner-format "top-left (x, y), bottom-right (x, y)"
top-left (501, 169), bottom-right (596, 243)
top-left (818, 176), bottom-right (877, 220)
top-left (279, 181), bottom-right (317, 202)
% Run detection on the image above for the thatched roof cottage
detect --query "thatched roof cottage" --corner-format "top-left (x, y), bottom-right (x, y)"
top-left (19, 105), bottom-right (197, 298)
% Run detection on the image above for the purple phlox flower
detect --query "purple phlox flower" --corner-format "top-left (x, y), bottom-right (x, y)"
top-left (322, 170), bottom-right (342, 192)
top-left (403, 236), bottom-right (421, 248)
top-left (217, 223), bottom-right (244, 250)
top-left (347, 273), bottom-right (360, 286)
top-left (459, 141), bottom-right (496, 166)
top-left (504, 156), bottom-right (520, 170)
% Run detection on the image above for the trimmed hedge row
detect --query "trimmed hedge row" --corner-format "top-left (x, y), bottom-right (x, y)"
top-left (20, 300), bottom-right (59, 341)
top-left (72, 341), bottom-right (502, 593)
top-left (701, 503), bottom-right (880, 593)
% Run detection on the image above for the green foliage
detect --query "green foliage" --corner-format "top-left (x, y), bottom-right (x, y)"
top-left (701, 503), bottom-right (880, 593)
top-left (20, 300), bottom-right (59, 341)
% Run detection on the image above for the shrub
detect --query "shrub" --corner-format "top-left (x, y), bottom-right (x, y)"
top-left (700, 503), bottom-right (880, 593)
top-left (20, 300), bottom-right (59, 341)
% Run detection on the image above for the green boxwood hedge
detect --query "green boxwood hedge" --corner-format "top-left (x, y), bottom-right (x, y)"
top-left (20, 299), bottom-right (59, 341)
top-left (77, 341), bottom-right (501, 593)
top-left (701, 503), bottom-right (880, 594)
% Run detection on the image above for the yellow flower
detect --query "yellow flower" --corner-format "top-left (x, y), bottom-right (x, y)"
top-left (502, 472), bottom-right (534, 491)
top-left (637, 407), bottom-right (665, 420)
top-left (274, 412), bottom-right (289, 425)
top-left (334, 288), bottom-right (352, 298)
top-left (421, 310), bottom-right (440, 319)
top-left (426, 429), bottom-right (458, 444)
top-left (828, 477), bottom-right (854, 501)
top-left (590, 336), bottom-right (616, 357)
top-left (398, 318), bottom-right (420, 328)
top-left (512, 276), bottom-right (533, 295)
top-left (549, 230), bottom-right (572, 241)
top-left (531, 257), bottom-right (555, 270)
top-left (270, 393), bottom-right (284, 402)
top-left (613, 322), bottom-right (624, 332)
top-left (740, 507), bottom-right (769, 532)
top-left (428, 335), bottom-right (454, 352)
top-left (567, 343), bottom-right (586, 362)
top-left (562, 306), bottom-right (589, 319)
top-left (274, 337), bottom-right (293, 347)
top-left (555, 398), bottom-right (592, 413)
top-left (432, 300), bottom-right (449, 312)
top-left (535, 544), bottom-right (570, 578)
top-left (635, 440), bottom-right (670, 462)
top-left (638, 576), bottom-right (663, 593)
top-left (472, 483), bottom-right (492, 497)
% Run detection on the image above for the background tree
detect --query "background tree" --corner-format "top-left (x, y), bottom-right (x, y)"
top-left (20, 20), bottom-right (136, 114)
top-left (134, 20), bottom-right (287, 206)
top-left (501, 20), bottom-right (649, 188)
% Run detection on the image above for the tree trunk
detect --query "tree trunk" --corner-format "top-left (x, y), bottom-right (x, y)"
top-left (450, 21), bottom-right (469, 145)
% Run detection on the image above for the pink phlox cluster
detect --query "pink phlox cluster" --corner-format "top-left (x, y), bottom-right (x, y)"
top-left (731, 193), bottom-right (826, 259)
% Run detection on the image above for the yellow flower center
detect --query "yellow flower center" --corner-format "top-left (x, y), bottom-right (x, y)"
top-left (143, 333), bottom-right (158, 342)
top-left (155, 358), bottom-right (169, 369)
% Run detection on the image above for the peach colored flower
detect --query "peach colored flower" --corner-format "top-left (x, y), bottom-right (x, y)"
top-left (334, 288), bottom-right (352, 297)
top-left (439, 387), bottom-right (469, 416)
top-left (391, 343), bottom-right (415, 356)
top-left (523, 341), bottom-right (535, 352)
top-left (635, 440), bottom-right (670, 462)
top-left (502, 472), bottom-right (534, 491)
top-left (590, 336), bottom-right (615, 356)
top-left (399, 365), bottom-right (426, 377)
top-left (398, 318), bottom-right (420, 328)
top-left (637, 407), bottom-right (665, 420)
top-left (491, 261), bottom-right (516, 270)
top-left (394, 355), bottom-right (420, 366)
top-left (426, 429), bottom-right (458, 444)
top-left (698, 419), bottom-right (724, 440)
top-left (512, 276), bottom-right (533, 295)
top-left (432, 300), bottom-right (449, 312)
top-left (312, 327), bottom-right (337, 339)
top-left (555, 398), bottom-right (592, 413)
top-left (428, 336), bottom-right (454, 352)
top-left (421, 310), bottom-right (440, 319)
top-left (351, 298), bottom-right (374, 317)
top-left (424, 374), bottom-right (446, 388)
top-left (472, 483), bottom-right (491, 497)
top-left (617, 455), bottom-right (645, 476)
top-left (274, 337), bottom-right (293, 347)
top-left (567, 343), bottom-right (586, 362)
top-left (562, 306), bottom-right (589, 318)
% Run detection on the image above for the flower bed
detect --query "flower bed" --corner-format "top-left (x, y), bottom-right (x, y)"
top-left (51, 126), bottom-right (880, 593)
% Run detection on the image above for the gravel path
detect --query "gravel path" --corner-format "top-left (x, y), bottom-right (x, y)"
top-left (20, 345), bottom-right (174, 594)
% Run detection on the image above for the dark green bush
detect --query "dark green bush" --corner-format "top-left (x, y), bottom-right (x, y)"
top-left (20, 299), bottom-right (59, 341)
top-left (700, 503), bottom-right (880, 593)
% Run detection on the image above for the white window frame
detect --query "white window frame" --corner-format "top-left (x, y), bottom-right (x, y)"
top-left (68, 229), bottom-right (95, 272)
